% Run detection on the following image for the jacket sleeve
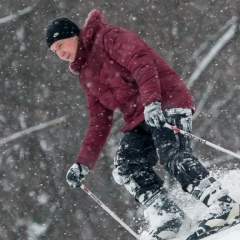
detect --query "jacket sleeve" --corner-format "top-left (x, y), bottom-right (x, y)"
top-left (103, 27), bottom-right (162, 106)
top-left (76, 92), bottom-right (113, 169)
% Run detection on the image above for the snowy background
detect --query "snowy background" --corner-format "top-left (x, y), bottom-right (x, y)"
top-left (1, 0), bottom-right (240, 239)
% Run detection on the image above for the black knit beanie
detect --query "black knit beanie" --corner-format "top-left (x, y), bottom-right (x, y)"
top-left (45, 17), bottom-right (80, 48)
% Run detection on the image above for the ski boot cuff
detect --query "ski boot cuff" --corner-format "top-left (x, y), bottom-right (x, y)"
top-left (187, 177), bottom-right (229, 207)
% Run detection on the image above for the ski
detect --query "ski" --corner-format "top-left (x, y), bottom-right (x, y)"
top-left (186, 222), bottom-right (240, 240)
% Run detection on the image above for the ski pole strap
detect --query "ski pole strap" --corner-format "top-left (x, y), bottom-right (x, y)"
top-left (164, 123), bottom-right (240, 160)
top-left (80, 184), bottom-right (139, 239)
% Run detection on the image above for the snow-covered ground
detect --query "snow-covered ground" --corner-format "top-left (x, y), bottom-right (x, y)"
top-left (173, 168), bottom-right (240, 240)
top-left (142, 169), bottom-right (240, 240)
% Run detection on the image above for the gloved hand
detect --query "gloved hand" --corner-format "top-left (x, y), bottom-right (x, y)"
top-left (144, 101), bottom-right (166, 128)
top-left (66, 163), bottom-right (89, 188)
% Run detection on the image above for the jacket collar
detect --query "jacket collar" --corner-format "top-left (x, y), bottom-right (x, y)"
top-left (69, 32), bottom-right (86, 74)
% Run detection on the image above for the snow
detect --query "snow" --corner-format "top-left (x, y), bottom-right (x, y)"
top-left (143, 169), bottom-right (240, 240)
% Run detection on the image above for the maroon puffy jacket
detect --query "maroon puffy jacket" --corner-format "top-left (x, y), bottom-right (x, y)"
top-left (70, 9), bottom-right (195, 169)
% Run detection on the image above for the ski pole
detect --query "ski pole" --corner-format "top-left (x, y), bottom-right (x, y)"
top-left (80, 184), bottom-right (139, 239)
top-left (164, 123), bottom-right (240, 160)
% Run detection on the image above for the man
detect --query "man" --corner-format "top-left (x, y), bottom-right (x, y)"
top-left (45, 9), bottom-right (240, 240)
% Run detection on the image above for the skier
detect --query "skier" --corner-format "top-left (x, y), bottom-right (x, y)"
top-left (45, 9), bottom-right (240, 239)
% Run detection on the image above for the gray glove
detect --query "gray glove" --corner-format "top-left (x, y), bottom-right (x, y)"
top-left (66, 163), bottom-right (89, 188)
top-left (144, 101), bottom-right (166, 128)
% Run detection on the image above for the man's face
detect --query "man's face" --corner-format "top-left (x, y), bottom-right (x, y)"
top-left (50, 36), bottom-right (78, 62)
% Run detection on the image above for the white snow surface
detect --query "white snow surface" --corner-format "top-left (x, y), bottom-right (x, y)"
top-left (142, 169), bottom-right (240, 240)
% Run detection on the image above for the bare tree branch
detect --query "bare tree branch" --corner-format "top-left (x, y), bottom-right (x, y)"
top-left (0, 7), bottom-right (34, 24)
top-left (192, 81), bottom-right (216, 121)
top-left (187, 17), bottom-right (239, 89)
top-left (192, 87), bottom-right (240, 149)
top-left (181, 17), bottom-right (239, 80)
top-left (0, 116), bottom-right (67, 147)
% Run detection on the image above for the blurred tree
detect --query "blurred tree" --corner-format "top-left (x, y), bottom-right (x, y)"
top-left (0, 0), bottom-right (240, 239)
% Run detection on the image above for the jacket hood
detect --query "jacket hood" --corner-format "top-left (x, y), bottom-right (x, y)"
top-left (69, 32), bottom-right (85, 74)
top-left (69, 9), bottom-right (104, 74)
top-left (81, 9), bottom-right (104, 49)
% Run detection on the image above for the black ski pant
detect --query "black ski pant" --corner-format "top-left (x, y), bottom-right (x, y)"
top-left (113, 108), bottom-right (209, 203)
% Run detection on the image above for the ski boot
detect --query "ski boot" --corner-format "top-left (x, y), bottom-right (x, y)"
top-left (140, 190), bottom-right (191, 240)
top-left (187, 177), bottom-right (240, 239)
